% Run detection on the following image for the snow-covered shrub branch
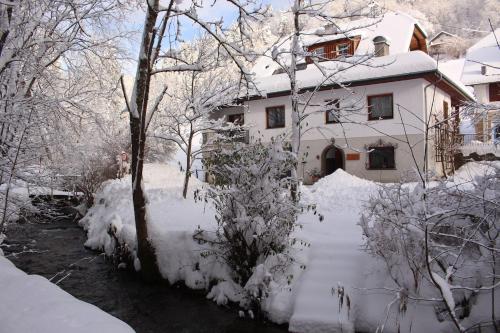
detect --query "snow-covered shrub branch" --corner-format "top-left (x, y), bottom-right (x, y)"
top-left (200, 137), bottom-right (300, 289)
top-left (361, 163), bottom-right (500, 332)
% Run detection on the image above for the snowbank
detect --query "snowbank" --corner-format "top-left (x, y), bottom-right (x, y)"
top-left (80, 163), bottom-right (499, 332)
top-left (0, 256), bottom-right (134, 333)
top-left (302, 168), bottom-right (378, 210)
top-left (451, 160), bottom-right (500, 190)
top-left (0, 181), bottom-right (36, 223)
top-left (80, 164), bottom-right (236, 297)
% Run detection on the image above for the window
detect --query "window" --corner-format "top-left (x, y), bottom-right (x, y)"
top-left (368, 94), bottom-right (393, 120)
top-left (312, 47), bottom-right (325, 58)
top-left (443, 101), bottom-right (449, 121)
top-left (305, 37), bottom-right (359, 63)
top-left (325, 99), bottom-right (340, 124)
top-left (266, 106), bottom-right (285, 128)
top-left (227, 113), bottom-right (244, 125)
top-left (368, 147), bottom-right (395, 169)
top-left (490, 82), bottom-right (500, 102)
top-left (336, 43), bottom-right (349, 56)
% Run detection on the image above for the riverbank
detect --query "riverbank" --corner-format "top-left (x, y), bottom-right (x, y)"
top-left (1, 203), bottom-right (286, 333)
top-left (0, 256), bottom-right (134, 333)
top-left (80, 162), bottom-right (500, 333)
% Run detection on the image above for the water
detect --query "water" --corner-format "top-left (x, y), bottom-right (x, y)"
top-left (3, 202), bottom-right (287, 333)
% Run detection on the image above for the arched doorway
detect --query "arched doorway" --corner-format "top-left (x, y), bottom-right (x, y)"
top-left (321, 145), bottom-right (344, 176)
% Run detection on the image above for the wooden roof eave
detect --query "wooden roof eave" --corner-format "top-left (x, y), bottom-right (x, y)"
top-left (234, 70), bottom-right (474, 105)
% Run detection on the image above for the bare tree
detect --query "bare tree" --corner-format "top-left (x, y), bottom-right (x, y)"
top-left (152, 42), bottom-right (241, 198)
top-left (0, 0), bottom-right (130, 230)
top-left (123, 0), bottom-right (267, 280)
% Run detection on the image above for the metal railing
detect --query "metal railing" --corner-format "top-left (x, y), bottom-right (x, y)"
top-left (457, 133), bottom-right (498, 145)
top-left (456, 133), bottom-right (499, 157)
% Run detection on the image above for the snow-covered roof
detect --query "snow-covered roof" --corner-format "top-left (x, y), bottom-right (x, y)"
top-left (438, 58), bottom-right (466, 84)
top-left (461, 28), bottom-right (500, 85)
top-left (307, 11), bottom-right (426, 51)
top-left (429, 31), bottom-right (459, 45)
top-left (251, 51), bottom-right (474, 100)
top-left (252, 12), bottom-right (426, 78)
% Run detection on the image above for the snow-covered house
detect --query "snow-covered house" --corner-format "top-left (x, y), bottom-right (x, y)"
top-left (455, 29), bottom-right (500, 143)
top-left (205, 12), bottom-right (473, 183)
top-left (428, 31), bottom-right (466, 59)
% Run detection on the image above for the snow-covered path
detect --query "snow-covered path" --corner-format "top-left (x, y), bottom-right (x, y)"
top-left (289, 173), bottom-right (376, 333)
top-left (289, 219), bottom-right (364, 332)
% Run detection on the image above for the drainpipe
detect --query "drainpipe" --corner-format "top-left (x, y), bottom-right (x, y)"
top-left (423, 71), bottom-right (443, 182)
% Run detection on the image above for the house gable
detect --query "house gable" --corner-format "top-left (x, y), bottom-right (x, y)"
top-left (429, 31), bottom-right (458, 46)
top-left (409, 25), bottom-right (428, 53)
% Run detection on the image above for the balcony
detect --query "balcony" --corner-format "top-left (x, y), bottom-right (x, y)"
top-left (456, 133), bottom-right (500, 157)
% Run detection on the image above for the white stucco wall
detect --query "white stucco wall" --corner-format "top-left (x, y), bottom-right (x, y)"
top-left (471, 83), bottom-right (489, 103)
top-left (213, 77), bottom-right (453, 182)
top-left (237, 78), bottom-right (449, 143)
top-left (423, 82), bottom-right (453, 176)
top-left (424, 82), bottom-right (452, 120)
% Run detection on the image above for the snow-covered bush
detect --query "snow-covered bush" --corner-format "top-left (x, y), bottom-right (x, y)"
top-left (201, 138), bottom-right (299, 288)
top-left (360, 162), bottom-right (500, 332)
top-left (74, 157), bottom-right (116, 207)
top-left (0, 180), bottom-right (35, 226)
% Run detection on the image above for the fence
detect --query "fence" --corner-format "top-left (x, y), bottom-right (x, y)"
top-left (457, 134), bottom-right (500, 157)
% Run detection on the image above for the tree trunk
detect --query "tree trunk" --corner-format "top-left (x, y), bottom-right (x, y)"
top-left (491, 248), bottom-right (498, 332)
top-left (0, 4), bottom-right (13, 57)
top-left (289, 0), bottom-right (302, 202)
top-left (0, 109), bottom-right (32, 232)
top-left (128, 0), bottom-right (161, 282)
top-left (182, 134), bottom-right (193, 199)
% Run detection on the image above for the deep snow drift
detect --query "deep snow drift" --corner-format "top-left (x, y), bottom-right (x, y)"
top-left (0, 256), bottom-right (134, 333)
top-left (81, 163), bottom-right (499, 332)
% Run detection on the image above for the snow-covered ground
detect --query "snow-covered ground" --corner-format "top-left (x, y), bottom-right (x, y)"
top-left (80, 163), bottom-right (499, 332)
top-left (0, 256), bottom-right (134, 333)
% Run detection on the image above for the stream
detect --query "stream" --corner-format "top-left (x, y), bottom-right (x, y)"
top-left (2, 201), bottom-right (288, 333)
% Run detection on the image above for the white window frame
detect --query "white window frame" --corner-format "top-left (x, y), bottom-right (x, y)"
top-left (312, 47), bottom-right (325, 58)
top-left (336, 43), bottom-right (349, 56)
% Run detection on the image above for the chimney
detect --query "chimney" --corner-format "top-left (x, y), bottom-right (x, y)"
top-left (481, 65), bottom-right (487, 75)
top-left (373, 36), bottom-right (390, 57)
top-left (324, 23), bottom-right (338, 35)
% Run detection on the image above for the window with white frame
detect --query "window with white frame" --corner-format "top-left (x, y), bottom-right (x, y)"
top-left (325, 99), bottom-right (340, 124)
top-left (336, 43), bottom-right (349, 56)
top-left (312, 47), bottom-right (325, 58)
top-left (266, 106), bottom-right (285, 128)
top-left (368, 146), bottom-right (396, 169)
top-left (368, 94), bottom-right (393, 120)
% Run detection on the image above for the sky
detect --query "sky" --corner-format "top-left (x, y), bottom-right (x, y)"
top-left (122, 0), bottom-right (290, 73)
top-left (122, 1), bottom-right (292, 166)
